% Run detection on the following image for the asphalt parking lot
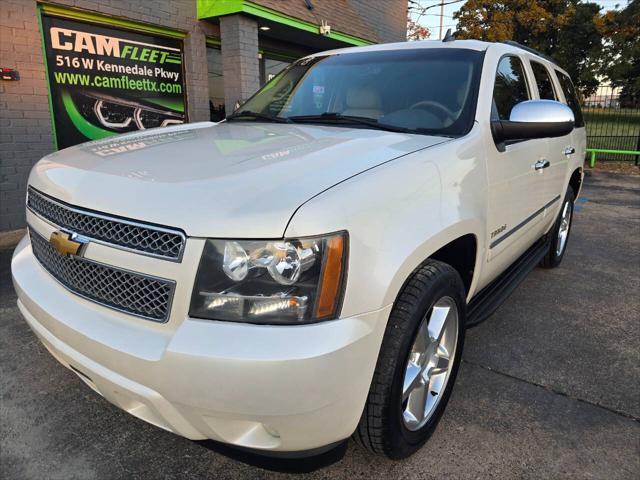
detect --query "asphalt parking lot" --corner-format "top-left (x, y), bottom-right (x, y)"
top-left (1, 170), bottom-right (639, 479)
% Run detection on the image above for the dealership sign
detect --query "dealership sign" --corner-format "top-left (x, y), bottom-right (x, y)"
top-left (41, 15), bottom-right (186, 149)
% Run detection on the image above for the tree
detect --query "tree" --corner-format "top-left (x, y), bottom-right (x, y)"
top-left (407, 18), bottom-right (430, 41)
top-left (454, 1), bottom-right (606, 95)
top-left (603, 0), bottom-right (640, 106)
top-left (554, 2), bottom-right (604, 95)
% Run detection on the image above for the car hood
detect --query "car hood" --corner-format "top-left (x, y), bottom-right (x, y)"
top-left (29, 122), bottom-right (447, 237)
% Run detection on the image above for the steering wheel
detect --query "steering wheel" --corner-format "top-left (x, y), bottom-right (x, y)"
top-left (409, 100), bottom-right (456, 125)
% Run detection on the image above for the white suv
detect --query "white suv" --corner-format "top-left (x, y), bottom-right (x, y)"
top-left (12, 39), bottom-right (585, 459)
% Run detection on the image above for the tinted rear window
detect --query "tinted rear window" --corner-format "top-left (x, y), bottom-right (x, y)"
top-left (531, 62), bottom-right (556, 100)
top-left (556, 71), bottom-right (585, 127)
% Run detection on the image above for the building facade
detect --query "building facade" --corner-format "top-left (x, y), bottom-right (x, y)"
top-left (0, 0), bottom-right (407, 231)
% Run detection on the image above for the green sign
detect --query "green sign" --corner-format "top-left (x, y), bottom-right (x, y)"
top-left (40, 15), bottom-right (187, 149)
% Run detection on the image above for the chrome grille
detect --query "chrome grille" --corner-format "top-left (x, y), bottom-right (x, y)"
top-left (29, 229), bottom-right (175, 322)
top-left (27, 187), bottom-right (185, 261)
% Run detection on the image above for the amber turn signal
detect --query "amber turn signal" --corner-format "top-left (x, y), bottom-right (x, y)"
top-left (315, 233), bottom-right (346, 319)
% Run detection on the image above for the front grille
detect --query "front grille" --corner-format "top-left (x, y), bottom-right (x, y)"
top-left (27, 187), bottom-right (185, 261)
top-left (30, 229), bottom-right (175, 322)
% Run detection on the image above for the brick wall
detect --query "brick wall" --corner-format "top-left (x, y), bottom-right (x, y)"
top-left (350, 0), bottom-right (407, 43)
top-left (0, 1), bottom-right (51, 231)
top-left (0, 0), bottom-right (218, 231)
top-left (219, 14), bottom-right (260, 113)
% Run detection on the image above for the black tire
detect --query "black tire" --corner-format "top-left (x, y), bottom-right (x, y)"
top-left (353, 260), bottom-right (466, 459)
top-left (540, 187), bottom-right (575, 269)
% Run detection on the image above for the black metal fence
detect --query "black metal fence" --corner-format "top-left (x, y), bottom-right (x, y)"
top-left (582, 84), bottom-right (640, 163)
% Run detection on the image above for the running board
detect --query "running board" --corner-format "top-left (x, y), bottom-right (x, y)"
top-left (466, 237), bottom-right (550, 327)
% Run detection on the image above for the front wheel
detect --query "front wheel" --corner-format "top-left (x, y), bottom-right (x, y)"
top-left (353, 260), bottom-right (466, 459)
top-left (541, 187), bottom-right (575, 268)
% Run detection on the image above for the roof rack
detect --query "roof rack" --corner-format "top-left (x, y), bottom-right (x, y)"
top-left (502, 41), bottom-right (559, 66)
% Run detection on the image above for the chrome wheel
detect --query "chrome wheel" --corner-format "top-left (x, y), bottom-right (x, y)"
top-left (556, 200), bottom-right (572, 256)
top-left (402, 296), bottom-right (458, 431)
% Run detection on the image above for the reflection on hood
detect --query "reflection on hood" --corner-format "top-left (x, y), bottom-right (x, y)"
top-left (30, 120), bottom-right (448, 237)
top-left (82, 129), bottom-right (197, 157)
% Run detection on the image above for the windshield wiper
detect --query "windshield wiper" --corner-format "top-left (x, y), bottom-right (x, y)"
top-left (227, 111), bottom-right (449, 136)
top-left (226, 110), bottom-right (292, 123)
top-left (287, 112), bottom-right (420, 134)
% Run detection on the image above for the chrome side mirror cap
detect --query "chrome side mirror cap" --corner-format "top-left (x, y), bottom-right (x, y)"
top-left (510, 99), bottom-right (574, 124)
top-left (492, 100), bottom-right (575, 143)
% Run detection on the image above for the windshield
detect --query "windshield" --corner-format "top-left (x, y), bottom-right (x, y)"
top-left (234, 48), bottom-right (484, 136)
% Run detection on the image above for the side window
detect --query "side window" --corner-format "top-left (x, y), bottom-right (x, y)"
top-left (530, 61), bottom-right (556, 100)
top-left (556, 71), bottom-right (585, 127)
top-left (492, 56), bottom-right (530, 120)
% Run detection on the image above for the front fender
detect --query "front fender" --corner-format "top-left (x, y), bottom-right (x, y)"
top-left (285, 131), bottom-right (487, 318)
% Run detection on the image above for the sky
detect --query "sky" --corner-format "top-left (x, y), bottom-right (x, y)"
top-left (409, 0), bottom-right (630, 40)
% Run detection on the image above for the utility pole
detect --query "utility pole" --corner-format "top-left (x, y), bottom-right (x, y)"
top-left (439, 0), bottom-right (445, 39)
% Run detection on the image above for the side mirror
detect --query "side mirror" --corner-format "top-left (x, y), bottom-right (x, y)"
top-left (492, 100), bottom-right (574, 143)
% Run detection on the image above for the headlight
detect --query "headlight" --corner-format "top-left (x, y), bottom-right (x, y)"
top-left (189, 232), bottom-right (347, 325)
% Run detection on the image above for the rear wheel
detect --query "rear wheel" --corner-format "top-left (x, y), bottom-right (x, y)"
top-left (353, 260), bottom-right (466, 459)
top-left (541, 187), bottom-right (575, 268)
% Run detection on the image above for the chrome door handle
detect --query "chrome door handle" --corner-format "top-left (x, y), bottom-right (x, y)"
top-left (534, 159), bottom-right (550, 170)
top-left (564, 146), bottom-right (576, 155)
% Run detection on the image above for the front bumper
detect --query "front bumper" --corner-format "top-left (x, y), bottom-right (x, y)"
top-left (11, 235), bottom-right (390, 452)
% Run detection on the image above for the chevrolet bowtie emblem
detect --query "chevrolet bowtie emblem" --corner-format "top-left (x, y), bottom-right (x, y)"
top-left (49, 231), bottom-right (84, 257)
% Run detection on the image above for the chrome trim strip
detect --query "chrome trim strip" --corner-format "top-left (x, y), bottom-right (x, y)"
top-left (490, 195), bottom-right (561, 249)
top-left (27, 187), bottom-right (186, 262)
top-left (28, 227), bottom-right (175, 323)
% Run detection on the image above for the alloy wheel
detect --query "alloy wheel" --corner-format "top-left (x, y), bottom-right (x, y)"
top-left (556, 200), bottom-right (572, 256)
top-left (402, 296), bottom-right (459, 431)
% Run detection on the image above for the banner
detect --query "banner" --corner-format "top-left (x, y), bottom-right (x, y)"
top-left (41, 16), bottom-right (187, 149)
